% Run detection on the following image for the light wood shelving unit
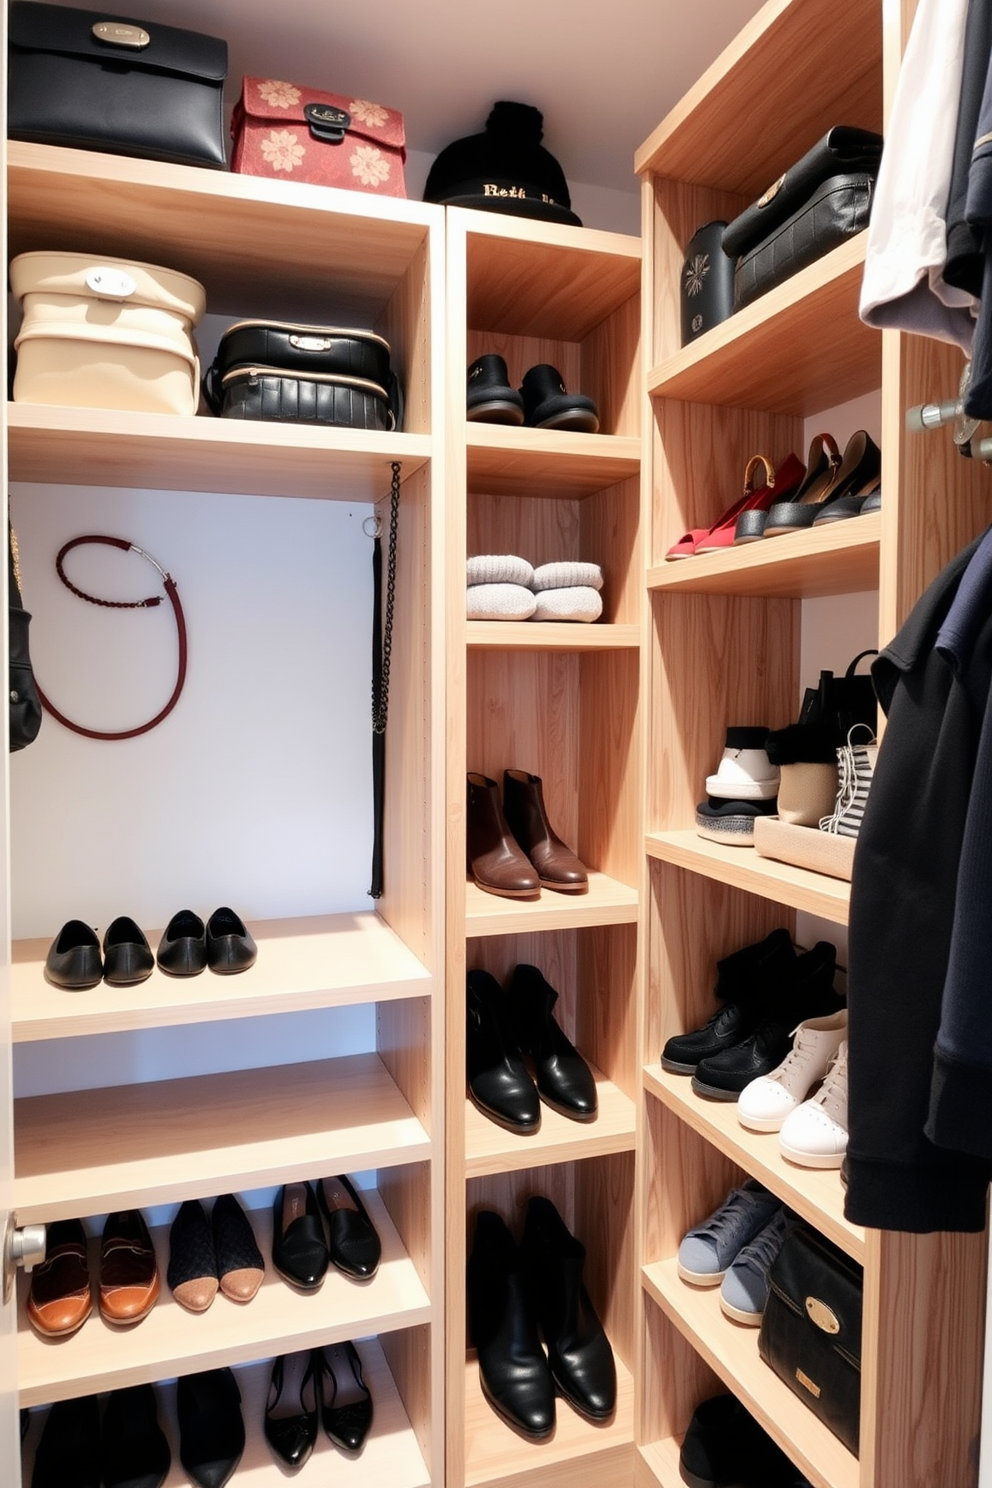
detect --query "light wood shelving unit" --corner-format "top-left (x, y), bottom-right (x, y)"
top-left (5, 139), bottom-right (446, 1483)
top-left (634, 4), bottom-right (989, 1488)
top-left (444, 207), bottom-right (642, 1488)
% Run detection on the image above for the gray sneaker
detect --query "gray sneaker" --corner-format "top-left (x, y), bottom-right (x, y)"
top-left (719, 1206), bottom-right (795, 1324)
top-left (677, 1179), bottom-right (781, 1285)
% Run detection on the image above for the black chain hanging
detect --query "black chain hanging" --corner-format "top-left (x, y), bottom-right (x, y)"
top-left (369, 461), bottom-right (400, 897)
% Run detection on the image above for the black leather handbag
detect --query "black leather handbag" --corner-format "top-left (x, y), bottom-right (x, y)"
top-left (8, 524), bottom-right (42, 753)
top-left (680, 220), bottom-right (735, 345)
top-left (758, 1226), bottom-right (863, 1456)
top-left (203, 321), bottom-right (400, 430)
top-left (799, 649), bottom-right (879, 748)
top-left (732, 173), bottom-right (876, 311)
top-left (7, 2), bottom-right (228, 169)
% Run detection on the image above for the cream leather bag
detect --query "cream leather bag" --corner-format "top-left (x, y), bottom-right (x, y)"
top-left (10, 251), bottom-right (205, 415)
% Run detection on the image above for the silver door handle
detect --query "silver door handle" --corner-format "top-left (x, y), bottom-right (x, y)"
top-left (2, 1215), bottom-right (46, 1303)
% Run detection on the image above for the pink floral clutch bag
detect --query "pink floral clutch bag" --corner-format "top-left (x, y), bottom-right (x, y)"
top-left (231, 77), bottom-right (406, 197)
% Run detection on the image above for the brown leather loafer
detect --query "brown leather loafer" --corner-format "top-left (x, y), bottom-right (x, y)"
top-left (99, 1210), bottom-right (161, 1326)
top-left (27, 1217), bottom-right (92, 1337)
top-left (467, 773), bottom-right (540, 899)
top-left (503, 768), bottom-right (589, 893)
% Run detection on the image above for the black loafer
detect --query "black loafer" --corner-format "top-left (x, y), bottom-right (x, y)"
top-left (467, 353), bottom-right (525, 425)
top-left (103, 916), bottom-right (154, 987)
top-left (317, 1174), bottom-right (381, 1280)
top-left (520, 363), bottom-right (599, 433)
top-left (206, 907), bottom-right (257, 975)
top-left (272, 1182), bottom-right (328, 1290)
top-left (157, 910), bottom-right (208, 977)
top-left (44, 919), bottom-right (102, 990)
top-left (177, 1367), bottom-right (245, 1488)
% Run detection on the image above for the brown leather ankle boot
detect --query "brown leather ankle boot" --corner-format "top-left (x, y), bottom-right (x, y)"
top-left (467, 773), bottom-right (540, 899)
top-left (502, 769), bottom-right (589, 893)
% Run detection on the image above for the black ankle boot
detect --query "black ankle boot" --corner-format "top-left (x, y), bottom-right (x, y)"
top-left (467, 970), bottom-right (541, 1134)
top-left (506, 964), bottom-right (597, 1121)
top-left (520, 1196), bottom-right (616, 1422)
top-left (468, 1211), bottom-right (555, 1440)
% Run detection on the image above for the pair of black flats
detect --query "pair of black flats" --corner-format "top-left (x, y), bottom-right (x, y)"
top-left (168, 1193), bottom-right (266, 1313)
top-left (44, 906), bottom-right (256, 989)
top-left (467, 354), bottom-right (599, 432)
top-left (468, 1198), bottom-right (617, 1440)
top-left (467, 965), bottom-right (598, 1134)
top-left (661, 928), bottom-right (844, 1099)
top-left (265, 1340), bottom-right (373, 1467)
top-left (27, 1375), bottom-right (241, 1488)
top-left (271, 1175), bottom-right (381, 1290)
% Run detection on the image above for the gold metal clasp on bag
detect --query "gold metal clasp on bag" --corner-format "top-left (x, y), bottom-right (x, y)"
top-left (92, 21), bottom-right (150, 48)
top-left (805, 1295), bottom-right (841, 1334)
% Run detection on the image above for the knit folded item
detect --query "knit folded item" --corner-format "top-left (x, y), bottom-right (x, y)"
top-left (530, 586), bottom-right (603, 623)
top-left (466, 554), bottom-right (535, 587)
top-left (532, 561), bottom-right (604, 592)
top-left (467, 583), bottom-right (538, 620)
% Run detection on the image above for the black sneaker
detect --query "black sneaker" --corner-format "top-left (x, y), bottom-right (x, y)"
top-left (661, 927), bottom-right (795, 1073)
top-left (691, 942), bottom-right (842, 1100)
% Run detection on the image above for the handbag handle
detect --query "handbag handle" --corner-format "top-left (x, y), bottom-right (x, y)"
top-left (845, 648), bottom-right (879, 677)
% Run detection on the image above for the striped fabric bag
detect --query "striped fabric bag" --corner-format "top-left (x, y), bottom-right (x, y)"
top-left (819, 725), bottom-right (878, 839)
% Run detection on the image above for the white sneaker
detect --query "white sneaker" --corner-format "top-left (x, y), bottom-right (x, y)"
top-left (705, 727), bottom-right (780, 801)
top-left (737, 1010), bottom-right (848, 1132)
top-left (779, 1040), bottom-right (849, 1168)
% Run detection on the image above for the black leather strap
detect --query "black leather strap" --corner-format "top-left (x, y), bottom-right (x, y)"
top-left (369, 463), bottom-right (400, 899)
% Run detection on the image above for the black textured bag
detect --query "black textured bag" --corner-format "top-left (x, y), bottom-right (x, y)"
top-left (680, 220), bottom-right (735, 345)
top-left (732, 173), bottom-right (877, 312)
top-left (722, 127), bottom-right (884, 260)
top-left (758, 1226), bottom-right (863, 1455)
top-left (799, 649), bottom-right (878, 748)
top-left (203, 321), bottom-right (400, 430)
top-left (7, 2), bottom-right (228, 169)
top-left (8, 524), bottom-right (42, 753)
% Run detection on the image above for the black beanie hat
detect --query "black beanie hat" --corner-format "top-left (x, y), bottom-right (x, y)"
top-left (424, 101), bottom-right (582, 227)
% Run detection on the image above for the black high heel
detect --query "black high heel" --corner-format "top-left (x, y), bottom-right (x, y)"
top-left (264, 1352), bottom-right (318, 1469)
top-left (315, 1340), bottom-right (374, 1453)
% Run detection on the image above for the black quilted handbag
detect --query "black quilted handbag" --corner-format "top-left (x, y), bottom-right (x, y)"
top-left (203, 321), bottom-right (400, 430)
top-left (731, 173), bottom-right (876, 312)
top-left (758, 1225), bottom-right (863, 1455)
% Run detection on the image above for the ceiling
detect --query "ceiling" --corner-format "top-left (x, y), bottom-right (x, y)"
top-left (52, 0), bottom-right (767, 222)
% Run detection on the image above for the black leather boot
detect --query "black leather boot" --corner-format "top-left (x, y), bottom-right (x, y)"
top-left (467, 970), bottom-right (541, 1133)
top-left (661, 926), bottom-right (797, 1074)
top-left (506, 964), bottom-right (597, 1121)
top-left (468, 1210), bottom-right (555, 1440)
top-left (520, 1196), bottom-right (616, 1422)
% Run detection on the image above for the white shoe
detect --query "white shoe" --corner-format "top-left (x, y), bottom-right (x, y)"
top-left (705, 727), bottom-right (780, 801)
top-left (737, 1010), bottom-right (847, 1132)
top-left (779, 1040), bottom-right (849, 1168)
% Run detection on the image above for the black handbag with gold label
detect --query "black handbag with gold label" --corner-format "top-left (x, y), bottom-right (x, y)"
top-left (758, 1225), bottom-right (863, 1455)
top-left (679, 220), bottom-right (735, 346)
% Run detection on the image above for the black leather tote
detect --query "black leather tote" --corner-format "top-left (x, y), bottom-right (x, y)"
top-left (203, 322), bottom-right (400, 430)
top-left (799, 649), bottom-right (879, 748)
top-left (758, 1226), bottom-right (863, 1456)
top-left (7, 2), bottom-right (228, 169)
top-left (8, 524), bottom-right (42, 753)
top-left (722, 127), bottom-right (884, 260)
top-left (732, 172), bottom-right (876, 311)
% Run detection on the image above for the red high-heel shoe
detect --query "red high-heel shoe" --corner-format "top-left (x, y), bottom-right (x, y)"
top-left (666, 454), bottom-right (779, 560)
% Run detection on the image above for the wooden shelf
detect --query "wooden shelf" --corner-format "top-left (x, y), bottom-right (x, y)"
top-left (465, 1064), bottom-right (636, 1178)
top-left (648, 514), bottom-right (880, 600)
top-left (466, 426), bottom-right (640, 497)
top-left (646, 238), bottom-right (878, 417)
top-left (14, 1053), bottom-right (430, 1222)
top-left (643, 1065), bottom-right (864, 1262)
top-left (645, 833), bottom-right (850, 925)
top-left (21, 1338), bottom-right (430, 1487)
top-left (12, 913), bottom-right (430, 1043)
top-left (7, 142), bottom-right (437, 320)
top-left (7, 403), bottom-right (430, 500)
top-left (465, 872), bottom-right (639, 938)
top-left (17, 1192), bottom-right (430, 1408)
top-left (463, 1352), bottom-right (634, 1488)
top-left (642, 1260), bottom-right (858, 1488)
top-left (637, 1438), bottom-right (683, 1488)
top-left (456, 209), bottom-right (641, 340)
top-left (633, 0), bottom-right (881, 192)
top-left (466, 621), bottom-right (639, 651)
